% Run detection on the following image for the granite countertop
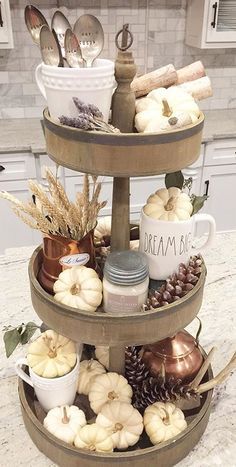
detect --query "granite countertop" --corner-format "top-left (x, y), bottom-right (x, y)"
top-left (0, 231), bottom-right (236, 466)
top-left (0, 109), bottom-right (236, 154)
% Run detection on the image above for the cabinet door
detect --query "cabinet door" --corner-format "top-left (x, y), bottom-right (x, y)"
top-left (0, 0), bottom-right (13, 48)
top-left (206, 0), bottom-right (236, 43)
top-left (0, 180), bottom-right (41, 253)
top-left (200, 164), bottom-right (236, 232)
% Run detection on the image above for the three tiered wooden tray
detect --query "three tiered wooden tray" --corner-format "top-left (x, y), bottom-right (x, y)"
top-left (18, 109), bottom-right (213, 466)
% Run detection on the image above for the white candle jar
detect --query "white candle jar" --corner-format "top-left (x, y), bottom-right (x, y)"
top-left (103, 251), bottom-right (149, 313)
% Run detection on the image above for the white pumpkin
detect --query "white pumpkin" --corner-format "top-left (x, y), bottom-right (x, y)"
top-left (144, 402), bottom-right (187, 445)
top-left (95, 346), bottom-right (109, 370)
top-left (43, 405), bottom-right (86, 444)
top-left (96, 401), bottom-right (143, 449)
top-left (135, 87), bottom-right (200, 133)
top-left (27, 330), bottom-right (77, 378)
top-left (88, 372), bottom-right (133, 414)
top-left (94, 216), bottom-right (112, 239)
top-left (74, 423), bottom-right (113, 452)
top-left (143, 187), bottom-right (193, 221)
top-left (77, 359), bottom-right (106, 395)
top-left (53, 265), bottom-right (103, 312)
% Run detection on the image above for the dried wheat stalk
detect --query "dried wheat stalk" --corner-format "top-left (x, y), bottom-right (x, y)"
top-left (0, 168), bottom-right (107, 241)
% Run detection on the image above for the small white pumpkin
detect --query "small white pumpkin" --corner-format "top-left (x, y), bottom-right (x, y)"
top-left (74, 423), bottom-right (113, 452)
top-left (144, 402), bottom-right (187, 445)
top-left (135, 87), bottom-right (200, 133)
top-left (43, 405), bottom-right (86, 444)
top-left (88, 372), bottom-right (133, 414)
top-left (94, 216), bottom-right (112, 239)
top-left (96, 401), bottom-right (143, 449)
top-left (27, 330), bottom-right (77, 378)
top-left (95, 346), bottom-right (109, 370)
top-left (53, 265), bottom-right (103, 312)
top-left (143, 187), bottom-right (193, 221)
top-left (77, 359), bottom-right (106, 395)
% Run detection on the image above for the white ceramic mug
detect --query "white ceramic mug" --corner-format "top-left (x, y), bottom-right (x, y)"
top-left (139, 211), bottom-right (216, 280)
top-left (15, 357), bottom-right (79, 412)
top-left (35, 59), bottom-right (115, 122)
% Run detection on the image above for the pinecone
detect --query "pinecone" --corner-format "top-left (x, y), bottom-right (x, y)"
top-left (133, 376), bottom-right (197, 411)
top-left (143, 255), bottom-right (203, 311)
top-left (125, 346), bottom-right (150, 388)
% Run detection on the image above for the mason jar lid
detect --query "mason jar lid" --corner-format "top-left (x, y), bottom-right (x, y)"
top-left (104, 250), bottom-right (149, 286)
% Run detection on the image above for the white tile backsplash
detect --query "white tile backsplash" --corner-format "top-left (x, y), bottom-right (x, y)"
top-left (0, 0), bottom-right (235, 118)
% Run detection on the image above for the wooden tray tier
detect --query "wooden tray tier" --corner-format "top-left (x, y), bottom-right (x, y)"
top-left (43, 109), bottom-right (204, 177)
top-left (29, 246), bottom-right (206, 347)
top-left (18, 367), bottom-right (213, 467)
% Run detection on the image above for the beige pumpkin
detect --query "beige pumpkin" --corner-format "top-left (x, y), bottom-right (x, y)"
top-left (53, 265), bottom-right (103, 312)
top-left (135, 87), bottom-right (200, 133)
top-left (88, 372), bottom-right (133, 414)
top-left (143, 187), bottom-right (193, 221)
top-left (74, 423), bottom-right (113, 453)
top-left (95, 346), bottom-right (109, 370)
top-left (27, 330), bottom-right (77, 378)
top-left (96, 401), bottom-right (143, 449)
top-left (77, 359), bottom-right (106, 395)
top-left (144, 402), bottom-right (187, 445)
top-left (43, 405), bottom-right (86, 444)
top-left (94, 216), bottom-right (112, 239)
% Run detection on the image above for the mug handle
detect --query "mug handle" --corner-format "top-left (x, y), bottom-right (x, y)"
top-left (35, 63), bottom-right (46, 100)
top-left (14, 357), bottom-right (33, 387)
top-left (193, 213), bottom-right (216, 254)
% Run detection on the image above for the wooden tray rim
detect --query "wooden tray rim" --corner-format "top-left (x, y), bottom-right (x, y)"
top-left (29, 246), bottom-right (206, 323)
top-left (43, 108), bottom-right (204, 146)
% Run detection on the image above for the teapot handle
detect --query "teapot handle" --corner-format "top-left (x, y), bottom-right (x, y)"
top-left (195, 317), bottom-right (202, 344)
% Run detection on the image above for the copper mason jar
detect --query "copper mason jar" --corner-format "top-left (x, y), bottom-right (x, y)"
top-left (38, 228), bottom-right (97, 294)
top-left (141, 322), bottom-right (203, 384)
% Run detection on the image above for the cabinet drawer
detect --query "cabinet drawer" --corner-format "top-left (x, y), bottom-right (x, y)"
top-left (205, 140), bottom-right (236, 166)
top-left (0, 152), bottom-right (36, 181)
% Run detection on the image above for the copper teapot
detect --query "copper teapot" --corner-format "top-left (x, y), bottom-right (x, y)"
top-left (141, 320), bottom-right (203, 384)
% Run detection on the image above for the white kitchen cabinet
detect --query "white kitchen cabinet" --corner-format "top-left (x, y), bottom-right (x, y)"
top-left (186, 0), bottom-right (236, 49)
top-left (0, 0), bottom-right (13, 49)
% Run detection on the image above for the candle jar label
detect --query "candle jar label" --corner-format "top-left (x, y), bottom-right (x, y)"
top-left (106, 292), bottom-right (139, 313)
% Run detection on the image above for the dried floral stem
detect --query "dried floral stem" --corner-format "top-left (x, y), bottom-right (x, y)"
top-left (190, 347), bottom-right (216, 389)
top-left (196, 352), bottom-right (236, 394)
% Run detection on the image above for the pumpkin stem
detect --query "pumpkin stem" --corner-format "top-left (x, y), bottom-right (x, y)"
top-left (114, 422), bottom-right (123, 432)
top-left (168, 116), bottom-right (178, 126)
top-left (162, 99), bottom-right (172, 117)
top-left (163, 408), bottom-right (172, 426)
top-left (62, 406), bottom-right (70, 424)
top-left (108, 390), bottom-right (118, 400)
top-left (164, 196), bottom-right (176, 211)
top-left (89, 444), bottom-right (96, 451)
top-left (43, 335), bottom-right (57, 358)
top-left (70, 283), bottom-right (81, 295)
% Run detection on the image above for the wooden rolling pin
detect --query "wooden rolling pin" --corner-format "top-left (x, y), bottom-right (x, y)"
top-left (176, 76), bottom-right (213, 100)
top-left (131, 64), bottom-right (177, 98)
top-left (176, 60), bottom-right (206, 84)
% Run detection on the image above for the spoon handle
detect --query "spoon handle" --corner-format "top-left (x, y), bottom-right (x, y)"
top-left (52, 29), bottom-right (64, 67)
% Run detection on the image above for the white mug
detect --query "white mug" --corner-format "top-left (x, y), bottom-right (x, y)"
top-left (139, 211), bottom-right (216, 280)
top-left (15, 356), bottom-right (79, 412)
top-left (35, 59), bottom-right (115, 122)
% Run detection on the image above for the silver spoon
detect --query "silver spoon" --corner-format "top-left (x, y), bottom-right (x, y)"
top-left (73, 14), bottom-right (104, 67)
top-left (39, 25), bottom-right (61, 67)
top-left (51, 10), bottom-right (71, 59)
top-left (24, 4), bottom-right (48, 45)
top-left (64, 29), bottom-right (85, 68)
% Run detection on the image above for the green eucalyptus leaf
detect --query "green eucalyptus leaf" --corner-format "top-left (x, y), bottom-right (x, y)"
top-left (20, 322), bottom-right (39, 345)
top-left (191, 194), bottom-right (208, 215)
top-left (165, 171), bottom-right (184, 190)
top-left (3, 329), bottom-right (21, 358)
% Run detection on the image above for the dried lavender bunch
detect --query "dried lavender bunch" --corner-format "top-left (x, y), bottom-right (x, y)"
top-left (73, 97), bottom-right (103, 119)
top-left (143, 255), bottom-right (203, 311)
top-left (59, 114), bottom-right (119, 134)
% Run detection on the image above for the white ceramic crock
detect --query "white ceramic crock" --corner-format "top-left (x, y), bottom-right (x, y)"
top-left (139, 211), bottom-right (216, 280)
top-left (35, 59), bottom-right (115, 122)
top-left (15, 356), bottom-right (79, 412)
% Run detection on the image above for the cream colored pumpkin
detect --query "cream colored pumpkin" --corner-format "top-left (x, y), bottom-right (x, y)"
top-left (96, 401), bottom-right (143, 449)
top-left (77, 359), bottom-right (106, 395)
top-left (94, 216), bottom-right (112, 239)
top-left (27, 330), bottom-right (77, 378)
top-left (135, 87), bottom-right (200, 133)
top-left (144, 402), bottom-right (187, 445)
top-left (53, 265), bottom-right (103, 312)
top-left (74, 423), bottom-right (113, 452)
top-left (88, 372), bottom-right (133, 414)
top-left (95, 346), bottom-right (109, 370)
top-left (143, 187), bottom-right (193, 221)
top-left (43, 405), bottom-right (86, 444)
